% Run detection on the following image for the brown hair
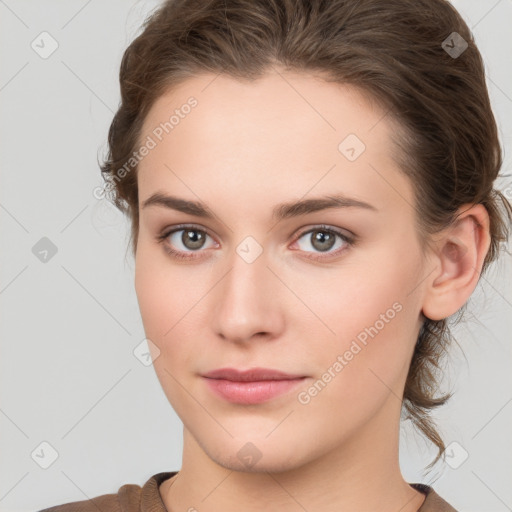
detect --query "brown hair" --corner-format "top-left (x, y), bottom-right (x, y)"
top-left (100, 0), bottom-right (512, 470)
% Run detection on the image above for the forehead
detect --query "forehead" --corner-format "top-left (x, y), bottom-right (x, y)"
top-left (137, 70), bottom-right (414, 215)
top-left (142, 70), bottom-right (387, 142)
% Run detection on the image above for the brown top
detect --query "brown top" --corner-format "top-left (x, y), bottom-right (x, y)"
top-left (38, 471), bottom-right (458, 512)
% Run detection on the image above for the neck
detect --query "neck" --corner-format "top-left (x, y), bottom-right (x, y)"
top-left (160, 396), bottom-right (426, 512)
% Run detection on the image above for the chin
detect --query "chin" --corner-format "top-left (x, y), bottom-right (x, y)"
top-left (198, 433), bottom-right (312, 474)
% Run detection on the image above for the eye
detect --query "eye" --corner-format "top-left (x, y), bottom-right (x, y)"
top-left (156, 225), bottom-right (217, 260)
top-left (292, 225), bottom-right (354, 260)
top-left (156, 223), bottom-right (355, 262)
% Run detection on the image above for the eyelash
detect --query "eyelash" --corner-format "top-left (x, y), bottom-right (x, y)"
top-left (155, 224), bottom-right (355, 262)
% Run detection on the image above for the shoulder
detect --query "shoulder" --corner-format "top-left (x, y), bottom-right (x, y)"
top-left (38, 472), bottom-right (177, 512)
top-left (412, 483), bottom-right (458, 512)
top-left (37, 488), bottom-right (125, 512)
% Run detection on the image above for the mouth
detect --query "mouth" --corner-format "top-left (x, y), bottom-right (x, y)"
top-left (201, 367), bottom-right (308, 404)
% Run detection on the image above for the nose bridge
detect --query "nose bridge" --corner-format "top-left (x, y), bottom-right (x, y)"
top-left (212, 236), bottom-right (283, 341)
top-left (223, 239), bottom-right (272, 313)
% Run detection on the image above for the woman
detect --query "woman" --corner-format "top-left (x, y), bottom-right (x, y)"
top-left (40, 0), bottom-right (511, 510)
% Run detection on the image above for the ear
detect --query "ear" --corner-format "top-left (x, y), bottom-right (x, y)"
top-left (421, 203), bottom-right (491, 321)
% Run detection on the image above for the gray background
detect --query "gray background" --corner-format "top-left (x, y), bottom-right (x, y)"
top-left (0, 1), bottom-right (511, 511)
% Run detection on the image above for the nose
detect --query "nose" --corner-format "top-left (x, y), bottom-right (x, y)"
top-left (211, 243), bottom-right (285, 345)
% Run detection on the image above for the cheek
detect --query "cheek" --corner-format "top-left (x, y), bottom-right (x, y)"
top-left (134, 244), bottom-right (217, 387)
top-left (135, 262), bottom-right (168, 339)
top-left (135, 247), bottom-right (195, 349)
top-left (300, 262), bottom-right (412, 343)
top-left (135, 237), bottom-right (182, 309)
top-left (294, 271), bottom-right (415, 433)
top-left (297, 245), bottom-right (421, 384)
top-left (135, 249), bottom-right (200, 411)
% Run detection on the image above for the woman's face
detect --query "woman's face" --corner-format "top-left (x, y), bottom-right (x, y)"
top-left (134, 69), bottom-right (430, 472)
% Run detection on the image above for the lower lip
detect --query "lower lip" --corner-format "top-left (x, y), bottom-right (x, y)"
top-left (203, 377), bottom-right (306, 404)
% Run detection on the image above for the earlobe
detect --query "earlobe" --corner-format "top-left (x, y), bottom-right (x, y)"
top-left (421, 204), bottom-right (491, 321)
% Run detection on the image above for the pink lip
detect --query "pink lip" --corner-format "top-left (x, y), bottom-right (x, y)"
top-left (201, 367), bottom-right (307, 404)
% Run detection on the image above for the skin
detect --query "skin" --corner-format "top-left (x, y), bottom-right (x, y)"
top-left (134, 68), bottom-right (490, 512)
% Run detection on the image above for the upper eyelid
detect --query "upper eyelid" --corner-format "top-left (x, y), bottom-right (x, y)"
top-left (295, 224), bottom-right (354, 239)
top-left (162, 223), bottom-right (217, 241)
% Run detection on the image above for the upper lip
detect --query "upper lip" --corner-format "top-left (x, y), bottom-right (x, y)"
top-left (202, 367), bottom-right (305, 382)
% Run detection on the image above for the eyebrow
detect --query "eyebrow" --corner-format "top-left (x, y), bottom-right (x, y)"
top-left (141, 192), bottom-right (378, 221)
